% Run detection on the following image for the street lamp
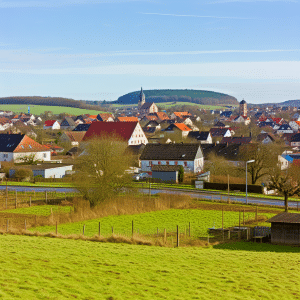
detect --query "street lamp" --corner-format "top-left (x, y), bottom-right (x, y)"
top-left (246, 160), bottom-right (255, 205)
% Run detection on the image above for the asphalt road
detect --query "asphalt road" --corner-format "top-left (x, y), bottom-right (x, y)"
top-left (0, 185), bottom-right (296, 209)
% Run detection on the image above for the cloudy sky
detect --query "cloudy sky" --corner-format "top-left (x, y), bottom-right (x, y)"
top-left (1, 0), bottom-right (299, 103)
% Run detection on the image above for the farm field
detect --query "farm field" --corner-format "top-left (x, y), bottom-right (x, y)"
top-left (0, 234), bottom-right (299, 299)
top-left (32, 208), bottom-right (275, 237)
top-left (0, 104), bottom-right (104, 115)
top-left (5, 205), bottom-right (72, 216)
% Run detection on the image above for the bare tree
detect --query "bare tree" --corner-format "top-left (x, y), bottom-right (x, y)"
top-left (268, 164), bottom-right (300, 212)
top-left (239, 143), bottom-right (283, 184)
top-left (74, 134), bottom-right (133, 207)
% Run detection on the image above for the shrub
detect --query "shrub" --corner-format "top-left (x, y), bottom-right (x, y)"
top-left (14, 168), bottom-right (33, 181)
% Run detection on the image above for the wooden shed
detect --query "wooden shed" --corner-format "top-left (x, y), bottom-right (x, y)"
top-left (267, 212), bottom-right (300, 245)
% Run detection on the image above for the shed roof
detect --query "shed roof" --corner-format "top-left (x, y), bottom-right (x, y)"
top-left (267, 212), bottom-right (300, 223)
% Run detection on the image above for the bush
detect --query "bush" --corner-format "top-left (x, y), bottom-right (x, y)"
top-left (178, 166), bottom-right (184, 183)
top-left (14, 168), bottom-right (33, 182)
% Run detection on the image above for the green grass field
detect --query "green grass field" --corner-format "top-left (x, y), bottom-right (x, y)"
top-left (5, 205), bottom-right (72, 216)
top-left (0, 234), bottom-right (299, 299)
top-left (32, 209), bottom-right (275, 237)
top-left (0, 104), bottom-right (104, 115)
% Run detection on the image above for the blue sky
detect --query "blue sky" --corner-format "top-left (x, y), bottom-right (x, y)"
top-left (0, 0), bottom-right (299, 103)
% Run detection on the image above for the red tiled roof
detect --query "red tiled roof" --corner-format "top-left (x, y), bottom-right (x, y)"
top-left (174, 123), bottom-right (192, 131)
top-left (117, 117), bottom-right (139, 122)
top-left (83, 121), bottom-right (138, 141)
top-left (155, 112), bottom-right (169, 121)
top-left (272, 118), bottom-right (284, 124)
top-left (97, 113), bottom-right (114, 121)
top-left (14, 135), bottom-right (50, 153)
top-left (44, 120), bottom-right (58, 127)
top-left (173, 112), bottom-right (192, 117)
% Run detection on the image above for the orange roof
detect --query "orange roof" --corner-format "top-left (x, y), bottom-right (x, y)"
top-left (155, 112), bottom-right (169, 120)
top-left (14, 135), bottom-right (50, 153)
top-left (117, 117), bottom-right (139, 122)
top-left (97, 113), bottom-right (114, 121)
top-left (174, 123), bottom-right (192, 131)
top-left (88, 115), bottom-right (98, 119)
top-left (173, 112), bottom-right (192, 117)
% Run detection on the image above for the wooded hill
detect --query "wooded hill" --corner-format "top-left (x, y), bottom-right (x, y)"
top-left (115, 89), bottom-right (238, 105)
top-left (0, 96), bottom-right (106, 111)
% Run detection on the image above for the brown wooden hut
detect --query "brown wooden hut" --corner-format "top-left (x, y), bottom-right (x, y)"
top-left (267, 212), bottom-right (300, 245)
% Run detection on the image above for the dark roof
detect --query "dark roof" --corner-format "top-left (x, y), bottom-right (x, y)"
top-left (66, 147), bottom-right (79, 156)
top-left (83, 121), bottom-right (138, 141)
top-left (73, 124), bottom-right (91, 132)
top-left (140, 143), bottom-right (202, 161)
top-left (201, 143), bottom-right (242, 161)
top-left (214, 121), bottom-right (226, 127)
top-left (143, 127), bottom-right (156, 134)
top-left (60, 117), bottom-right (76, 127)
top-left (258, 121), bottom-right (275, 128)
top-left (291, 133), bottom-right (300, 142)
top-left (220, 111), bottom-right (232, 118)
top-left (188, 131), bottom-right (210, 141)
top-left (0, 133), bottom-right (24, 152)
top-left (209, 128), bottom-right (230, 137)
top-left (256, 133), bottom-right (275, 143)
top-left (267, 212), bottom-right (300, 223)
top-left (278, 124), bottom-right (293, 131)
top-left (152, 165), bottom-right (181, 172)
top-left (220, 136), bottom-right (252, 145)
top-left (125, 144), bottom-right (146, 155)
top-left (141, 102), bottom-right (155, 110)
top-left (240, 100), bottom-right (246, 104)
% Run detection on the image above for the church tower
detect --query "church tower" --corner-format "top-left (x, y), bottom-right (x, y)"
top-left (138, 87), bottom-right (146, 110)
top-left (239, 99), bottom-right (247, 117)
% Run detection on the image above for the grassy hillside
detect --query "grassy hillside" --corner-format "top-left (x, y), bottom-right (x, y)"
top-left (1, 234), bottom-right (300, 299)
top-left (0, 104), bottom-right (104, 115)
top-left (115, 89), bottom-right (238, 105)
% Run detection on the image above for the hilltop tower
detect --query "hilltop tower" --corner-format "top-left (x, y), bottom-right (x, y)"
top-left (239, 99), bottom-right (247, 117)
top-left (138, 87), bottom-right (146, 110)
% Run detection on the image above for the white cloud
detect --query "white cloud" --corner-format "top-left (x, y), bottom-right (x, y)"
top-left (139, 12), bottom-right (252, 19)
top-left (2, 61), bottom-right (300, 81)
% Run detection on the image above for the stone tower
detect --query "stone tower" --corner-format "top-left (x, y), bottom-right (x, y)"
top-left (239, 99), bottom-right (247, 117)
top-left (138, 87), bottom-right (146, 110)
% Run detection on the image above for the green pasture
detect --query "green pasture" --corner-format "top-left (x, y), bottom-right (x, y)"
top-left (0, 234), bottom-right (299, 299)
top-left (0, 104), bottom-right (104, 115)
top-left (5, 205), bottom-right (72, 216)
top-left (33, 209), bottom-right (275, 237)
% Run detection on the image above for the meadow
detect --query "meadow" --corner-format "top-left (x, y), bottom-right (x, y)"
top-left (0, 104), bottom-right (104, 115)
top-left (32, 208), bottom-right (275, 237)
top-left (0, 234), bottom-right (299, 300)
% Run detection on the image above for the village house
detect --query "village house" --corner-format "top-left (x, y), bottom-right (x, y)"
top-left (116, 116), bottom-right (139, 122)
top-left (60, 117), bottom-right (76, 130)
top-left (59, 131), bottom-right (86, 146)
top-left (140, 143), bottom-right (204, 173)
top-left (163, 123), bottom-right (192, 138)
top-left (73, 124), bottom-right (91, 132)
top-left (97, 113), bottom-right (115, 122)
top-left (0, 133), bottom-right (51, 163)
top-left (187, 131), bottom-right (212, 144)
top-left (83, 121), bottom-right (148, 145)
top-left (220, 136), bottom-right (252, 145)
top-left (43, 120), bottom-right (60, 130)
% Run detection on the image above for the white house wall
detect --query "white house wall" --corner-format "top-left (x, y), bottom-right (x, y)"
top-left (128, 123), bottom-right (148, 145)
top-left (13, 151), bottom-right (51, 163)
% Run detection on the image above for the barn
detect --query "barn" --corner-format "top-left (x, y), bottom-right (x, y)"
top-left (267, 212), bottom-right (300, 245)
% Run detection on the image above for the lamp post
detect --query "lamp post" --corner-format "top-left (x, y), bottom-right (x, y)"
top-left (246, 160), bottom-right (255, 205)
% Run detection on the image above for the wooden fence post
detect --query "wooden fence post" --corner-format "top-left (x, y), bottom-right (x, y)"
top-left (98, 222), bottom-right (101, 236)
top-left (189, 222), bottom-right (191, 237)
top-left (239, 210), bottom-right (241, 228)
top-left (29, 196), bottom-right (31, 207)
top-left (15, 191), bottom-right (17, 209)
top-left (164, 228), bottom-right (167, 244)
top-left (176, 225), bottom-right (179, 247)
top-left (132, 220), bottom-right (134, 237)
top-left (6, 219), bottom-right (9, 232)
top-left (83, 224), bottom-right (85, 235)
top-left (24, 219), bottom-right (27, 231)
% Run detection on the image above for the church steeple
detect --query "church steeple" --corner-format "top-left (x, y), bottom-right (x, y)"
top-left (138, 87), bottom-right (146, 110)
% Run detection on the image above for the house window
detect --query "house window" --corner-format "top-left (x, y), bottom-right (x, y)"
top-left (149, 161), bottom-right (152, 166)
top-left (3, 154), bottom-right (8, 158)
top-left (158, 161), bottom-right (161, 165)
top-left (43, 153), bottom-right (47, 158)
top-left (166, 161), bottom-right (169, 165)
top-left (184, 162), bottom-right (187, 167)
top-left (175, 161), bottom-right (178, 165)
